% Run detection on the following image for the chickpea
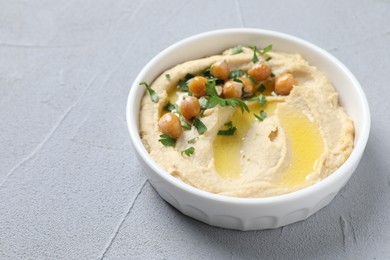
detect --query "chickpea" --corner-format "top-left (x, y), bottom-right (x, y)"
top-left (222, 81), bottom-right (243, 99)
top-left (188, 76), bottom-right (208, 97)
top-left (180, 96), bottom-right (200, 121)
top-left (158, 112), bottom-right (182, 139)
top-left (274, 73), bottom-right (295, 95)
top-left (211, 60), bottom-right (230, 80)
top-left (248, 62), bottom-right (272, 81)
top-left (240, 77), bottom-right (256, 96)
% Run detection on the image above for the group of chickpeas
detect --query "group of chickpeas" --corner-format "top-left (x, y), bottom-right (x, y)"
top-left (158, 60), bottom-right (296, 140)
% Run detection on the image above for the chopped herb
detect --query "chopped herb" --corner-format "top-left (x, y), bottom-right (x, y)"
top-left (250, 44), bottom-right (272, 64)
top-left (218, 121), bottom-right (237, 136)
top-left (247, 75), bottom-right (258, 84)
top-left (205, 79), bottom-right (249, 113)
top-left (202, 65), bottom-right (213, 78)
top-left (250, 46), bottom-right (260, 63)
top-left (164, 102), bottom-right (176, 112)
top-left (198, 97), bottom-right (208, 110)
top-left (188, 137), bottom-right (199, 144)
top-left (254, 110), bottom-right (267, 121)
top-left (171, 104), bottom-right (191, 130)
top-left (140, 81), bottom-right (159, 103)
top-left (178, 73), bottom-right (194, 92)
top-left (205, 79), bottom-right (219, 96)
top-left (249, 94), bottom-right (267, 105)
top-left (181, 147), bottom-right (195, 157)
top-left (225, 98), bottom-right (249, 113)
top-left (165, 74), bottom-right (171, 81)
top-left (206, 96), bottom-right (221, 109)
top-left (232, 77), bottom-right (243, 83)
top-left (265, 57), bottom-right (272, 62)
top-left (260, 44), bottom-right (273, 55)
top-left (271, 72), bottom-right (275, 77)
top-left (258, 84), bottom-right (266, 93)
top-left (231, 45), bottom-right (243, 55)
top-left (207, 96), bottom-right (249, 113)
top-left (159, 134), bottom-right (176, 147)
top-left (179, 114), bottom-right (192, 130)
top-left (194, 117), bottom-right (207, 134)
top-left (178, 80), bottom-right (188, 91)
top-left (229, 69), bottom-right (243, 79)
top-left (258, 95), bottom-right (267, 105)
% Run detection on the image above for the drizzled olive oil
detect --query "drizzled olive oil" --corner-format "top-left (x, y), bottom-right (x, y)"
top-left (276, 107), bottom-right (324, 186)
top-left (213, 101), bottom-right (279, 178)
top-left (213, 101), bottom-right (324, 187)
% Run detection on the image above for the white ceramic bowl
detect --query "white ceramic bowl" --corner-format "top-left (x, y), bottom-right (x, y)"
top-left (126, 28), bottom-right (370, 230)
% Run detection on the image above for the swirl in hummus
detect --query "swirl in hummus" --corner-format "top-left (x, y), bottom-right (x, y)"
top-left (139, 45), bottom-right (354, 198)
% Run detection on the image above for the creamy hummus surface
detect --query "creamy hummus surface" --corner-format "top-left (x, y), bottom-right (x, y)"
top-left (139, 46), bottom-right (354, 198)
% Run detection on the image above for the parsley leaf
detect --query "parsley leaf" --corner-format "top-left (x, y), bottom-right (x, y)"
top-left (198, 97), bottom-right (208, 110)
top-left (159, 134), bottom-right (176, 147)
top-left (225, 98), bottom-right (250, 113)
top-left (254, 110), bottom-right (267, 121)
top-left (229, 69), bottom-right (243, 79)
top-left (205, 79), bottom-right (219, 96)
top-left (181, 147), bottom-right (195, 157)
top-left (258, 95), bottom-right (267, 105)
top-left (178, 80), bottom-right (188, 91)
top-left (249, 94), bottom-right (267, 105)
top-left (250, 44), bottom-right (273, 64)
top-left (247, 75), bottom-right (258, 84)
top-left (218, 121), bottom-right (237, 136)
top-left (258, 84), bottom-right (266, 93)
top-left (140, 81), bottom-right (159, 103)
top-left (231, 45), bottom-right (243, 55)
top-left (164, 102), bottom-right (176, 112)
top-left (178, 73), bottom-right (194, 92)
top-left (194, 117), bottom-right (207, 134)
top-left (206, 96), bottom-right (222, 109)
top-left (207, 96), bottom-right (249, 113)
top-left (260, 44), bottom-right (273, 55)
top-left (165, 74), bottom-right (171, 81)
top-left (179, 114), bottom-right (192, 130)
top-left (250, 46), bottom-right (260, 63)
top-left (203, 65), bottom-right (212, 74)
top-left (187, 137), bottom-right (199, 144)
top-left (233, 78), bottom-right (243, 83)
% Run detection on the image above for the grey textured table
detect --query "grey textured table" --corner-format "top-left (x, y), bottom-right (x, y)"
top-left (0, 0), bottom-right (389, 259)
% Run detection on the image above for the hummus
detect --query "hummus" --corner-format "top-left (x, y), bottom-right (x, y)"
top-left (139, 46), bottom-right (354, 198)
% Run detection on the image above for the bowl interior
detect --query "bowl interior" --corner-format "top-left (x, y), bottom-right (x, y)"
top-left (128, 28), bottom-right (370, 202)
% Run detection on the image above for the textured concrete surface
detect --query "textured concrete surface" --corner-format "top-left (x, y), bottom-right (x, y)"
top-left (0, 0), bottom-right (389, 259)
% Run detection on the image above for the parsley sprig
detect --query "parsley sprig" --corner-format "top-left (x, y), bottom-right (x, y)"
top-left (250, 44), bottom-right (273, 63)
top-left (205, 79), bottom-right (249, 113)
top-left (140, 81), bottom-right (159, 103)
